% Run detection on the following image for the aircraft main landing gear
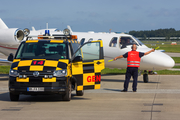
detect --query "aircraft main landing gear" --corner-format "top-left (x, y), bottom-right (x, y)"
top-left (143, 70), bottom-right (148, 83)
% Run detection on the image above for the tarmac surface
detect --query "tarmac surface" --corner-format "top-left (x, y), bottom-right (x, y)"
top-left (0, 74), bottom-right (180, 120)
top-left (165, 52), bottom-right (180, 57)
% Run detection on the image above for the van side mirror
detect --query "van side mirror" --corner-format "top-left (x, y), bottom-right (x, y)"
top-left (72, 56), bottom-right (82, 62)
top-left (8, 53), bottom-right (14, 61)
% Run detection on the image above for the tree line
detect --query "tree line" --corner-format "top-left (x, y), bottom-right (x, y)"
top-left (129, 28), bottom-right (180, 39)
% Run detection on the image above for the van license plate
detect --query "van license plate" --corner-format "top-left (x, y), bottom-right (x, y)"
top-left (27, 87), bottom-right (44, 92)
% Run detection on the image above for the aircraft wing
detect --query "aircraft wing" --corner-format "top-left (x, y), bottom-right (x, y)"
top-left (0, 58), bottom-right (12, 65)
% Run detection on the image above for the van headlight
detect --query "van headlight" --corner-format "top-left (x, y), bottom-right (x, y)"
top-left (9, 69), bottom-right (19, 77)
top-left (53, 69), bottom-right (67, 77)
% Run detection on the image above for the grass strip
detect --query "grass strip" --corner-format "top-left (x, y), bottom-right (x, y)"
top-left (145, 44), bottom-right (180, 53)
top-left (172, 57), bottom-right (180, 63)
top-left (154, 70), bottom-right (180, 75)
top-left (102, 68), bottom-right (180, 75)
top-left (0, 66), bottom-right (10, 74)
top-left (173, 66), bottom-right (180, 68)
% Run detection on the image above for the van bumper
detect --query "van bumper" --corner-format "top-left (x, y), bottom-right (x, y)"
top-left (9, 76), bottom-right (68, 95)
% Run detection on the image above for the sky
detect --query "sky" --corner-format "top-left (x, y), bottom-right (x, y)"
top-left (0, 0), bottom-right (180, 33)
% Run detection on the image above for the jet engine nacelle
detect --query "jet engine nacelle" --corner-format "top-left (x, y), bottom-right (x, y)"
top-left (0, 28), bottom-right (25, 45)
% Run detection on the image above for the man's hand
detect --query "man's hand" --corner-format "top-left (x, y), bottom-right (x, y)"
top-left (113, 55), bottom-right (124, 60)
top-left (113, 57), bottom-right (117, 61)
top-left (145, 49), bottom-right (155, 55)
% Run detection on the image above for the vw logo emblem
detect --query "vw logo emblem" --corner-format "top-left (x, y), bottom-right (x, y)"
top-left (33, 71), bottom-right (39, 77)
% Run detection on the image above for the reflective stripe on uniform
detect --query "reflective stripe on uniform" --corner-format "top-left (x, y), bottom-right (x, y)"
top-left (127, 61), bottom-right (140, 63)
top-left (127, 64), bottom-right (140, 66)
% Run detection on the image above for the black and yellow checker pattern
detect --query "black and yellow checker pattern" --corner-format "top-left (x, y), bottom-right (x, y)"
top-left (72, 60), bottom-right (104, 91)
top-left (11, 59), bottom-right (69, 82)
top-left (71, 40), bottom-right (104, 91)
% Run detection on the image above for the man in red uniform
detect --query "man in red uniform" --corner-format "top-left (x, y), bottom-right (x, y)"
top-left (113, 44), bottom-right (155, 92)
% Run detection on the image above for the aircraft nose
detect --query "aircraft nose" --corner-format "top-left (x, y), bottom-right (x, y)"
top-left (153, 51), bottom-right (175, 70)
top-left (165, 56), bottom-right (175, 68)
top-left (141, 51), bottom-right (175, 70)
top-left (161, 55), bottom-right (175, 69)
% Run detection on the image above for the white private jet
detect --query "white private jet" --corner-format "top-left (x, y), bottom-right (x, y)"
top-left (0, 18), bottom-right (175, 82)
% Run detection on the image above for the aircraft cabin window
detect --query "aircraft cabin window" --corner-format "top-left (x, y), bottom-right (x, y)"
top-left (120, 37), bottom-right (138, 49)
top-left (109, 37), bottom-right (117, 47)
top-left (80, 38), bottom-right (85, 45)
top-left (88, 38), bottom-right (93, 42)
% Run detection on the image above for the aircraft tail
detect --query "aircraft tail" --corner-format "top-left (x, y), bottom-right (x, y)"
top-left (0, 18), bottom-right (8, 29)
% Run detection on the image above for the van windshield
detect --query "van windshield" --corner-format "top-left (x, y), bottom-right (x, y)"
top-left (15, 41), bottom-right (67, 59)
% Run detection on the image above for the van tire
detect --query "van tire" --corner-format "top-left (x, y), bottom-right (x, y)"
top-left (62, 81), bottom-right (71, 101)
top-left (10, 92), bottom-right (19, 101)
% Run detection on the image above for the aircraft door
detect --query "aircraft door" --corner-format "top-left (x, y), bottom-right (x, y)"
top-left (71, 40), bottom-right (104, 91)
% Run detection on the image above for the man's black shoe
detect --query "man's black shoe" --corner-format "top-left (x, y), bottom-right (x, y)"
top-left (121, 90), bottom-right (127, 92)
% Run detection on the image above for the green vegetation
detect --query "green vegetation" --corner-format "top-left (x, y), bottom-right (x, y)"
top-left (129, 28), bottom-right (180, 37)
top-left (101, 68), bottom-right (126, 75)
top-left (154, 70), bottom-right (180, 75)
top-left (172, 57), bottom-right (180, 63)
top-left (173, 66), bottom-right (180, 68)
top-left (102, 68), bottom-right (180, 75)
top-left (0, 66), bottom-right (10, 74)
top-left (145, 44), bottom-right (180, 53)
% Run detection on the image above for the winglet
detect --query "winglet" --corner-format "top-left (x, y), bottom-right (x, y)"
top-left (0, 18), bottom-right (8, 29)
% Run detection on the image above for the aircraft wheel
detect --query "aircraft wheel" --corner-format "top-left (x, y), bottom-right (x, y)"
top-left (76, 90), bottom-right (84, 96)
top-left (9, 92), bottom-right (19, 101)
top-left (62, 81), bottom-right (71, 101)
top-left (143, 73), bottom-right (148, 83)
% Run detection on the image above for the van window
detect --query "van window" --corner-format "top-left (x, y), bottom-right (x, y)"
top-left (71, 43), bottom-right (80, 53)
top-left (15, 41), bottom-right (67, 59)
top-left (75, 42), bottom-right (100, 61)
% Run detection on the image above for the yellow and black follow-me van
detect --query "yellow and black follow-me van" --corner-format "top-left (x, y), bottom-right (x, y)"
top-left (8, 29), bottom-right (104, 101)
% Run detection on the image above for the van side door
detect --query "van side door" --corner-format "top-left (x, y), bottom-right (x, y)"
top-left (71, 40), bottom-right (104, 91)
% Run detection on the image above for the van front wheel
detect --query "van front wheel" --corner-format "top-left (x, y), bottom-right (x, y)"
top-left (62, 81), bottom-right (71, 101)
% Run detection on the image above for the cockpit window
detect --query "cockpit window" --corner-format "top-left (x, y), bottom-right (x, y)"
top-left (109, 37), bottom-right (118, 47)
top-left (120, 37), bottom-right (138, 49)
top-left (15, 41), bottom-right (67, 59)
top-left (132, 36), bottom-right (144, 45)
